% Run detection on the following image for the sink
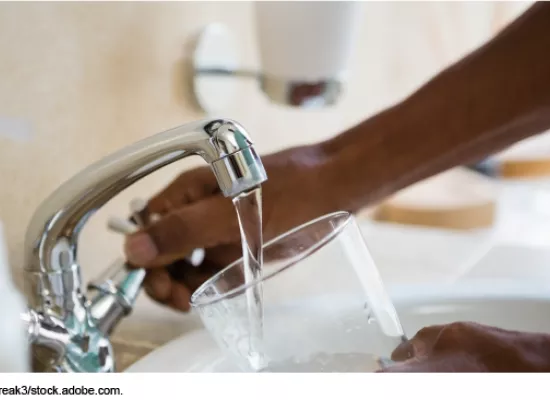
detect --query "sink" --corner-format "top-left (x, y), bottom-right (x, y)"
top-left (126, 281), bottom-right (550, 372)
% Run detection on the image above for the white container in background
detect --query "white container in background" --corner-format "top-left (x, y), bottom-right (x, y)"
top-left (0, 222), bottom-right (30, 372)
top-left (254, 1), bottom-right (363, 107)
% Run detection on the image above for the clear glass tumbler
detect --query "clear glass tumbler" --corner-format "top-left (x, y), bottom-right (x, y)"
top-left (190, 212), bottom-right (407, 372)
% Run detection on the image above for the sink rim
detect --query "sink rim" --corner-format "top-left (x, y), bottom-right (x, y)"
top-left (389, 279), bottom-right (550, 304)
top-left (125, 280), bottom-right (550, 372)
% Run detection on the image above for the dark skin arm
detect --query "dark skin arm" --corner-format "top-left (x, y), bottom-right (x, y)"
top-left (124, 2), bottom-right (550, 372)
top-left (321, 1), bottom-right (550, 214)
top-left (125, 2), bottom-right (550, 322)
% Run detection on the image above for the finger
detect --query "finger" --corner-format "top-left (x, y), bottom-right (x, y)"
top-left (168, 257), bottom-right (247, 305)
top-left (168, 281), bottom-right (192, 312)
top-left (167, 259), bottom-right (223, 294)
top-left (145, 167), bottom-right (219, 217)
top-left (392, 325), bottom-right (447, 361)
top-left (143, 269), bottom-right (172, 303)
top-left (125, 195), bottom-right (240, 268)
top-left (143, 269), bottom-right (192, 312)
top-left (200, 244), bottom-right (243, 268)
top-left (390, 340), bottom-right (416, 362)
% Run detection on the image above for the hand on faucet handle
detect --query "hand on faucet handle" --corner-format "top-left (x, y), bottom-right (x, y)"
top-left (123, 144), bottom-right (339, 312)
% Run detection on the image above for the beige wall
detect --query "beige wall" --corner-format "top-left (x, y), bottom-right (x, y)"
top-left (0, 1), bottom-right (530, 342)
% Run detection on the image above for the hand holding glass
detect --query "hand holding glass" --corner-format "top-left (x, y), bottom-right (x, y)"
top-left (191, 212), bottom-right (407, 372)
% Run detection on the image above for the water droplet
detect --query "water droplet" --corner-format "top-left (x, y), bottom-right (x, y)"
top-left (364, 303), bottom-right (375, 324)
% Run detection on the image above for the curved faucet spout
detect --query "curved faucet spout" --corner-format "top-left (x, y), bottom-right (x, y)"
top-left (22, 118), bottom-right (267, 372)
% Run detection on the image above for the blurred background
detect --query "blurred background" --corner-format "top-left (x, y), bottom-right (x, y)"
top-left (2, 1), bottom-right (548, 368)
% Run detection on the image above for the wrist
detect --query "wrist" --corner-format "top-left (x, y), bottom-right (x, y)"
top-left (317, 104), bottom-right (411, 213)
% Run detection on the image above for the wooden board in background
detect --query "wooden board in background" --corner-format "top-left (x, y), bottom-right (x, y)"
top-left (495, 132), bottom-right (550, 179)
top-left (372, 167), bottom-right (497, 230)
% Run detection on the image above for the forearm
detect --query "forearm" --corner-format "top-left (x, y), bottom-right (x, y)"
top-left (321, 2), bottom-right (550, 212)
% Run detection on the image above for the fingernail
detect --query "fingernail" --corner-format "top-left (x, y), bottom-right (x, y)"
top-left (125, 233), bottom-right (158, 266)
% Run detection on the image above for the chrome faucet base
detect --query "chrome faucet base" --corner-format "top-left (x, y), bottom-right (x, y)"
top-left (22, 308), bottom-right (115, 373)
top-left (23, 118), bottom-right (267, 372)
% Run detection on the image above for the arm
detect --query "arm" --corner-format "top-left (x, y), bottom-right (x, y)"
top-left (124, 2), bottom-right (550, 312)
top-left (321, 2), bottom-right (550, 212)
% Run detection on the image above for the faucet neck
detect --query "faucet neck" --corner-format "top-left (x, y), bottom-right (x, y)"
top-left (22, 118), bottom-right (267, 372)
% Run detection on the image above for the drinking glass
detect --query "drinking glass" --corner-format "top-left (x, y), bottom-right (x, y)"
top-left (190, 212), bottom-right (407, 372)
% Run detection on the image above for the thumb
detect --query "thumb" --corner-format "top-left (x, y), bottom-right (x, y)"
top-left (125, 195), bottom-right (240, 267)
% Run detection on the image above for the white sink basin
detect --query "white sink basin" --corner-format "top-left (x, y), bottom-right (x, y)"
top-left (126, 281), bottom-right (550, 372)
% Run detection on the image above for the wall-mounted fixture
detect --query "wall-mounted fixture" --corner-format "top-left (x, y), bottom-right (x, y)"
top-left (191, 2), bottom-right (363, 114)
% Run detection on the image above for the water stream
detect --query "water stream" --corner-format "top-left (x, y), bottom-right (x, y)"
top-left (233, 186), bottom-right (265, 370)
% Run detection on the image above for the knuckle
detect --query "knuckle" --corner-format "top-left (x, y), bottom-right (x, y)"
top-left (415, 324), bottom-right (443, 339)
top-left (441, 322), bottom-right (476, 338)
top-left (431, 322), bottom-right (471, 352)
top-left (415, 326), bottom-right (434, 337)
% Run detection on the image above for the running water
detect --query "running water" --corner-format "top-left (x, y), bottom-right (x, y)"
top-left (226, 187), bottom-right (407, 372)
top-left (233, 186), bottom-right (265, 370)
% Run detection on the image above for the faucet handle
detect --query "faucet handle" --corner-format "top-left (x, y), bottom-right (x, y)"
top-left (127, 198), bottom-right (208, 269)
top-left (87, 215), bottom-right (149, 335)
top-left (87, 258), bottom-right (145, 335)
top-left (87, 258), bottom-right (142, 302)
top-left (94, 217), bottom-right (145, 303)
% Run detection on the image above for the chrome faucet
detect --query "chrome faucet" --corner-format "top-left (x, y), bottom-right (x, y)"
top-left (21, 119), bottom-right (267, 372)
